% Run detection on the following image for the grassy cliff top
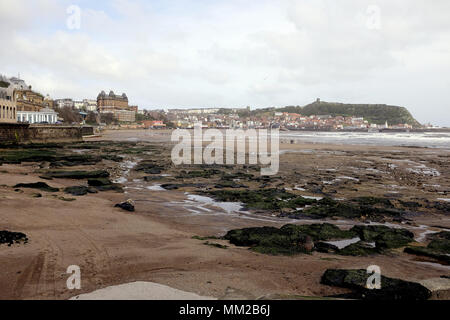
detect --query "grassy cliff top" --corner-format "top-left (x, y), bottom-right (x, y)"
top-left (241, 101), bottom-right (421, 127)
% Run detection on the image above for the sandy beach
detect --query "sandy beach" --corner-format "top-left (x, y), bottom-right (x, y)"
top-left (0, 129), bottom-right (449, 300)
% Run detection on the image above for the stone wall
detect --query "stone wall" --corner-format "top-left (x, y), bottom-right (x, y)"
top-left (81, 126), bottom-right (94, 136)
top-left (0, 123), bottom-right (83, 144)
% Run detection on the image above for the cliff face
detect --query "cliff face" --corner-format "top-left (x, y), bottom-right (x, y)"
top-left (278, 101), bottom-right (421, 127)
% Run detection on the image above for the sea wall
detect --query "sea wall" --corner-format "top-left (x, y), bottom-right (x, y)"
top-left (0, 123), bottom-right (83, 144)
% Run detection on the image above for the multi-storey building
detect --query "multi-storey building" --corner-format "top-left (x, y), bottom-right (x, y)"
top-left (97, 90), bottom-right (136, 122)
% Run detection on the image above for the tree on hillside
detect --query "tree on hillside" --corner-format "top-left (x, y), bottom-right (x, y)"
top-left (85, 111), bottom-right (99, 125)
top-left (100, 112), bottom-right (116, 125)
top-left (54, 106), bottom-right (81, 124)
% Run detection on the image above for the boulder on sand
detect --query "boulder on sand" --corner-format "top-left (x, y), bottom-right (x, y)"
top-left (115, 200), bottom-right (135, 212)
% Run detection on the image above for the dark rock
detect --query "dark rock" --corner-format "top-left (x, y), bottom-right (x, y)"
top-left (87, 178), bottom-right (113, 186)
top-left (135, 161), bottom-right (165, 174)
top-left (0, 231), bottom-right (28, 246)
top-left (42, 170), bottom-right (109, 179)
top-left (161, 184), bottom-right (180, 190)
top-left (14, 182), bottom-right (59, 192)
top-left (161, 183), bottom-right (207, 190)
top-left (64, 186), bottom-right (90, 196)
top-left (115, 200), bottom-right (135, 212)
top-left (143, 176), bottom-right (165, 182)
top-left (321, 269), bottom-right (431, 300)
top-left (87, 178), bottom-right (122, 192)
top-left (314, 242), bottom-right (339, 253)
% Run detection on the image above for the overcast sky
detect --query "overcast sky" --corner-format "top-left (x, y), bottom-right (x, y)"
top-left (1, 0), bottom-right (449, 126)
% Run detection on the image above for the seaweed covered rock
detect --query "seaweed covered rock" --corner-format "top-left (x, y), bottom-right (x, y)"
top-left (321, 269), bottom-right (431, 300)
top-left (404, 247), bottom-right (450, 264)
top-left (338, 242), bottom-right (378, 256)
top-left (280, 223), bottom-right (355, 241)
top-left (427, 238), bottom-right (450, 253)
top-left (0, 149), bottom-right (102, 166)
top-left (224, 223), bottom-right (357, 256)
top-left (350, 225), bottom-right (414, 249)
top-left (0, 149), bottom-right (57, 164)
top-left (224, 226), bottom-right (313, 255)
top-left (301, 198), bottom-right (402, 220)
top-left (224, 226), bottom-right (283, 247)
top-left (14, 182), bottom-right (59, 192)
top-left (204, 189), bottom-right (405, 221)
top-left (0, 231), bottom-right (28, 246)
top-left (427, 231), bottom-right (450, 253)
top-left (404, 231), bottom-right (450, 264)
top-left (223, 223), bottom-right (415, 257)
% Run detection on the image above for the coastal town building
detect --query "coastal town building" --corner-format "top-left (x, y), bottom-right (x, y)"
top-left (97, 90), bottom-right (136, 122)
top-left (0, 76), bottom-right (17, 123)
top-left (83, 99), bottom-right (97, 112)
top-left (143, 120), bottom-right (166, 129)
top-left (73, 100), bottom-right (85, 110)
top-left (17, 107), bottom-right (58, 124)
top-left (55, 98), bottom-right (75, 109)
top-left (14, 87), bottom-right (44, 112)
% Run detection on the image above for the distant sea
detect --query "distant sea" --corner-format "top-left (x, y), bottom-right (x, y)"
top-left (280, 131), bottom-right (450, 149)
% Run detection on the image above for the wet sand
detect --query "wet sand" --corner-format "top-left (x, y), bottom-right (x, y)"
top-left (0, 129), bottom-right (449, 300)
